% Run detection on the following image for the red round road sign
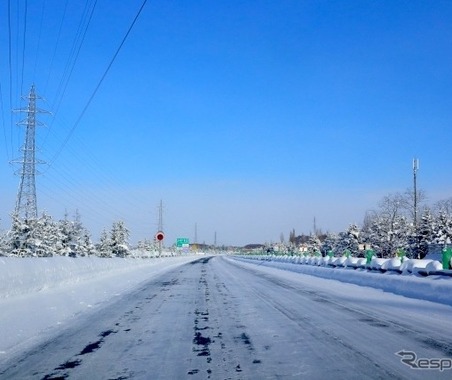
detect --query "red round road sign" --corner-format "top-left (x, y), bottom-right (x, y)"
top-left (155, 231), bottom-right (165, 241)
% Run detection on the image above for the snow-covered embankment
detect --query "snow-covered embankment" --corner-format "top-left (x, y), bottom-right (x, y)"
top-left (0, 255), bottom-right (194, 298)
top-left (234, 255), bottom-right (452, 307)
top-left (0, 254), bottom-right (198, 357)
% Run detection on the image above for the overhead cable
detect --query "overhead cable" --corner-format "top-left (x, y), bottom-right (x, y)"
top-left (47, 0), bottom-right (149, 167)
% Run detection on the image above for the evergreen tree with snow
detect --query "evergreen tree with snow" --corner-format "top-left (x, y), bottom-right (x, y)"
top-left (306, 233), bottom-right (321, 255)
top-left (367, 215), bottom-right (410, 257)
top-left (345, 224), bottom-right (361, 256)
top-left (54, 210), bottom-right (94, 257)
top-left (0, 220), bottom-right (6, 256)
top-left (7, 214), bottom-right (31, 256)
top-left (433, 210), bottom-right (452, 246)
top-left (7, 213), bottom-right (57, 257)
top-left (34, 213), bottom-right (59, 256)
top-left (334, 224), bottom-right (361, 256)
top-left (320, 232), bottom-right (338, 256)
top-left (415, 207), bottom-right (434, 258)
top-left (77, 230), bottom-right (96, 256)
top-left (97, 229), bottom-right (112, 257)
top-left (0, 236), bottom-right (5, 256)
top-left (110, 221), bottom-right (130, 257)
top-left (57, 212), bottom-right (78, 257)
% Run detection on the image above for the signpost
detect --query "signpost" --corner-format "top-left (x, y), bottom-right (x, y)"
top-left (176, 238), bottom-right (190, 253)
top-left (155, 231), bottom-right (164, 256)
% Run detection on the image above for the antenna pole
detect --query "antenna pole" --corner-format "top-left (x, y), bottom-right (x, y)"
top-left (413, 158), bottom-right (419, 258)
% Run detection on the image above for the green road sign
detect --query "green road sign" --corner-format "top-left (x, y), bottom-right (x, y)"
top-left (176, 238), bottom-right (190, 247)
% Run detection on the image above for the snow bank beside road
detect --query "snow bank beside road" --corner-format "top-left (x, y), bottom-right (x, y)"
top-left (0, 254), bottom-right (199, 358)
top-left (234, 256), bottom-right (452, 307)
top-left (0, 255), bottom-right (184, 299)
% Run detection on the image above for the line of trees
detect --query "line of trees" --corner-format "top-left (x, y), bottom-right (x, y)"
top-left (2, 189), bottom-right (451, 259)
top-left (286, 191), bottom-right (452, 259)
top-left (0, 211), bottom-right (131, 258)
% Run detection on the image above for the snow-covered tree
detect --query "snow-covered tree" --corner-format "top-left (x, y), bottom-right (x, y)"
top-left (361, 194), bottom-right (413, 257)
top-left (320, 232), bottom-right (338, 256)
top-left (414, 207), bottom-right (435, 258)
top-left (110, 221), bottom-right (130, 257)
top-left (56, 212), bottom-right (78, 257)
top-left (0, 220), bottom-right (7, 256)
top-left (289, 229), bottom-right (296, 245)
top-left (432, 210), bottom-right (452, 246)
top-left (335, 224), bottom-right (361, 256)
top-left (0, 235), bottom-right (6, 256)
top-left (433, 197), bottom-right (452, 217)
top-left (362, 215), bottom-right (409, 258)
top-left (402, 187), bottom-right (427, 223)
top-left (6, 213), bottom-right (57, 257)
top-left (76, 229), bottom-right (96, 256)
top-left (97, 229), bottom-right (112, 257)
top-left (34, 213), bottom-right (60, 256)
top-left (306, 233), bottom-right (321, 254)
top-left (54, 211), bottom-right (94, 257)
top-left (137, 239), bottom-right (155, 251)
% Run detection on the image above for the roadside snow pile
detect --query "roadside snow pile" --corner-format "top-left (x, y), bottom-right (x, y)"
top-left (234, 255), bottom-right (452, 307)
top-left (0, 254), bottom-right (199, 356)
top-left (253, 253), bottom-right (451, 274)
top-left (0, 254), bottom-right (193, 299)
top-left (425, 260), bottom-right (443, 273)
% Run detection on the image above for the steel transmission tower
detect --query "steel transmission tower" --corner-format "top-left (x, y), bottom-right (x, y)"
top-left (12, 84), bottom-right (49, 220)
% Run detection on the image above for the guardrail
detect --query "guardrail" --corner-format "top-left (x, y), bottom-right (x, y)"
top-left (236, 254), bottom-right (452, 277)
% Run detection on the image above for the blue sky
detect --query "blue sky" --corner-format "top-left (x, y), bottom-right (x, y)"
top-left (1, 0), bottom-right (452, 246)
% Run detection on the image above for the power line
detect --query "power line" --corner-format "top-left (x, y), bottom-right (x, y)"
top-left (47, 0), bottom-right (149, 167)
top-left (0, 83), bottom-right (9, 161)
top-left (50, 0), bottom-right (97, 117)
top-left (19, 0), bottom-right (28, 97)
top-left (42, 0), bottom-right (97, 147)
top-left (7, 0), bottom-right (14, 159)
top-left (32, 0), bottom-right (46, 81)
top-left (42, 0), bottom-right (69, 95)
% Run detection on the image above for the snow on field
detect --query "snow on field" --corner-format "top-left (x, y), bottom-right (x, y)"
top-left (0, 254), bottom-right (199, 358)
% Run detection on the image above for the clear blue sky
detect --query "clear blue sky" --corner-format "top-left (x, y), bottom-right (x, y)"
top-left (1, 0), bottom-right (452, 246)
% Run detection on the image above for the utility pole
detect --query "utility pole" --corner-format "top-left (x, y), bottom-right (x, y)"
top-left (12, 85), bottom-right (50, 220)
top-left (155, 200), bottom-right (164, 256)
top-left (413, 158), bottom-right (419, 258)
top-left (158, 199), bottom-right (163, 232)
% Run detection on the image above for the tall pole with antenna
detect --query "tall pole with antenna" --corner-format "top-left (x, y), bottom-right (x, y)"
top-left (413, 158), bottom-right (419, 258)
top-left (12, 84), bottom-right (49, 220)
top-left (194, 222), bottom-right (198, 244)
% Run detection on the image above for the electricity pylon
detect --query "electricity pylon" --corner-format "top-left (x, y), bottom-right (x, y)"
top-left (12, 84), bottom-right (50, 220)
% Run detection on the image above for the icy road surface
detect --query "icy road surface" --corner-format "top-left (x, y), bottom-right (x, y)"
top-left (1, 255), bottom-right (452, 379)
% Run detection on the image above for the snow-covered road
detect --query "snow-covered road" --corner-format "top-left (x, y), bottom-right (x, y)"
top-left (1, 255), bottom-right (452, 379)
